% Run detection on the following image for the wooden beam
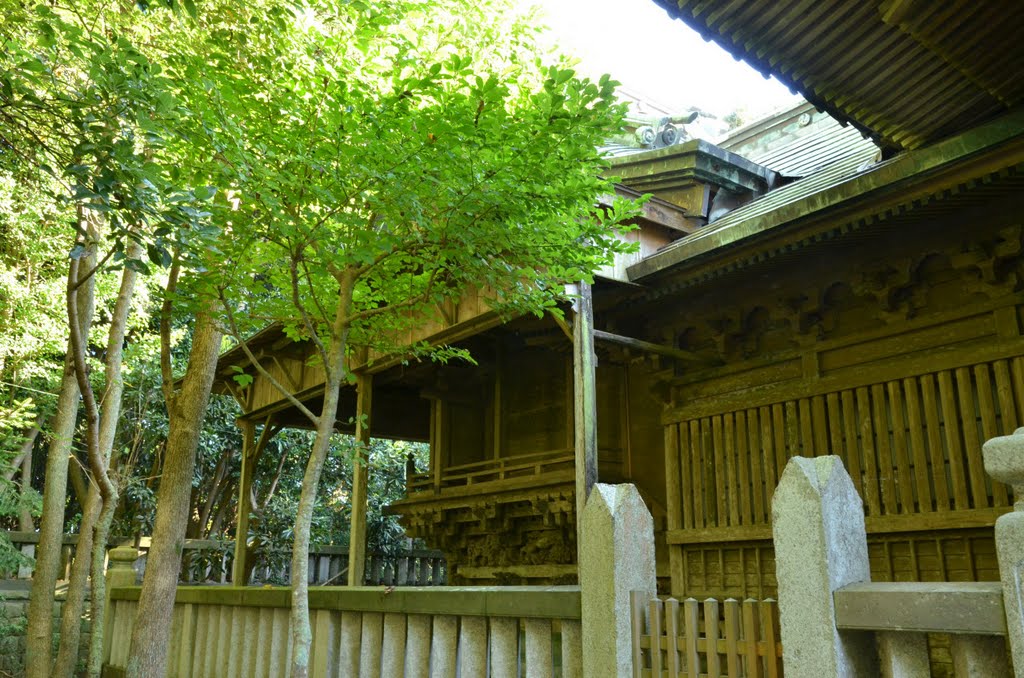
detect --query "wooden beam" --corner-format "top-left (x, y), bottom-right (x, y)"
top-left (347, 372), bottom-right (373, 587)
top-left (572, 281), bottom-right (598, 558)
top-left (592, 329), bottom-right (711, 364)
top-left (231, 418), bottom-right (280, 586)
top-left (549, 311), bottom-right (574, 343)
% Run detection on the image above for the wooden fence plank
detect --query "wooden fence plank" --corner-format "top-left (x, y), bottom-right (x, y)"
top-left (760, 406), bottom-right (777, 508)
top-left (772, 404), bottom-right (787, 483)
top-left (975, 365), bottom-right (1009, 506)
top-left (994, 359), bottom-right (1019, 431)
top-left (725, 413), bottom-right (739, 527)
top-left (856, 387), bottom-right (882, 516)
top-left (524, 618), bottom-right (553, 678)
top-left (632, 590), bottom-right (646, 678)
top-left (339, 610), bottom-right (362, 678)
top-left (678, 423), bottom-right (692, 530)
top-left (743, 600), bottom-right (764, 678)
top-left (736, 411), bottom-right (752, 526)
top-left (956, 367), bottom-right (990, 509)
top-left (724, 599), bottom-right (740, 677)
top-left (921, 373), bottom-right (951, 511)
top-left (887, 380), bottom-right (913, 514)
top-left (761, 600), bottom-right (781, 678)
top-left (690, 421), bottom-right (705, 529)
top-left (872, 383), bottom-right (898, 515)
top-left (938, 370), bottom-right (970, 510)
top-left (665, 598), bottom-right (681, 678)
top-left (704, 598), bottom-right (721, 678)
top-left (798, 398), bottom-right (813, 456)
top-left (748, 408), bottom-right (766, 525)
top-left (784, 401), bottom-right (799, 460)
top-left (840, 390), bottom-right (863, 499)
top-left (701, 418), bottom-right (716, 526)
top-left (1012, 357), bottom-right (1024, 424)
top-left (649, 597), bottom-right (664, 678)
top-left (811, 394), bottom-right (829, 457)
top-left (666, 424), bottom-right (682, 532)
top-left (489, 617), bottom-right (518, 678)
top-left (562, 619), bottom-right (583, 678)
top-left (684, 599), bottom-right (700, 678)
top-left (713, 415), bottom-right (727, 529)
top-left (902, 377), bottom-right (933, 513)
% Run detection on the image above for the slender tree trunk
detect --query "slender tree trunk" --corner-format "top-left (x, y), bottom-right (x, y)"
top-left (4, 418), bottom-right (41, 482)
top-left (126, 309), bottom-right (223, 678)
top-left (52, 240), bottom-right (141, 678)
top-left (19, 445), bottom-right (33, 530)
top-left (25, 219), bottom-right (97, 678)
top-left (289, 278), bottom-right (353, 678)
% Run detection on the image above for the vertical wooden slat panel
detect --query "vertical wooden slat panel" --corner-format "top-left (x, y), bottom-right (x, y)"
top-left (811, 395), bottom-right (829, 457)
top-left (826, 391), bottom-right (845, 463)
top-left (772, 404), bottom-right (787, 481)
top-left (840, 390), bottom-right (863, 499)
top-left (736, 410), bottom-right (752, 526)
top-left (701, 418), bottom-right (716, 527)
top-left (903, 377), bottom-right (934, 513)
top-left (381, 613), bottom-right (406, 678)
top-left (665, 598), bottom-right (681, 678)
top-left (762, 600), bottom-right (781, 678)
top-left (871, 383), bottom-right (898, 515)
top-left (524, 618), bottom-right (553, 678)
top-left (678, 423), bottom-right (693, 530)
top-left (684, 599), bottom-right (700, 678)
top-left (339, 610), bottom-right (362, 678)
top-left (798, 398), bottom-right (813, 455)
top-left (724, 599), bottom-right (740, 678)
top-left (631, 590), bottom-right (646, 678)
top-left (310, 608), bottom-right (336, 678)
top-left (921, 373), bottom-right (951, 511)
top-left (955, 367), bottom-right (989, 509)
top-left (784, 400), bottom-right (800, 461)
top-left (856, 387), bottom-right (882, 516)
top-left (887, 380), bottom-right (913, 514)
top-left (430, 615), bottom-right (458, 678)
top-left (975, 365), bottom-right (1009, 506)
top-left (359, 611), bottom-right (384, 678)
top-left (649, 597), bottom-right (664, 678)
top-left (666, 423), bottom-right (683, 532)
top-left (458, 614), bottom-right (485, 678)
top-left (704, 598), bottom-right (721, 678)
top-left (191, 605), bottom-right (210, 677)
top-left (690, 421), bottom-right (705, 529)
top-left (272, 608), bottom-right (291, 676)
top-left (725, 413), bottom-right (739, 527)
top-left (994, 359), bottom-right (1019, 431)
top-left (742, 601), bottom-right (764, 678)
top-left (562, 619), bottom-right (583, 678)
top-left (938, 370), bottom-right (970, 510)
top-left (489, 618), bottom-right (516, 678)
top-left (748, 408), bottom-right (766, 525)
top-left (760, 406), bottom-right (778, 506)
top-left (713, 415), bottom-right (727, 528)
top-left (1012, 357), bottom-right (1024, 424)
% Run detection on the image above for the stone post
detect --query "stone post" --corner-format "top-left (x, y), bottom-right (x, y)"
top-left (771, 456), bottom-right (878, 677)
top-left (103, 546), bottom-right (139, 662)
top-left (579, 483), bottom-right (656, 678)
top-left (983, 426), bottom-right (1024, 675)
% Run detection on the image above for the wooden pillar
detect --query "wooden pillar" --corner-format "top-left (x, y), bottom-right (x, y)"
top-left (348, 372), bottom-right (373, 586)
top-left (232, 420), bottom-right (257, 586)
top-left (573, 281), bottom-right (598, 556)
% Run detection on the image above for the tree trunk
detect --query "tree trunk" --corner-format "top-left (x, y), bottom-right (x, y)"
top-left (25, 219), bottom-right (96, 678)
top-left (289, 277), bottom-right (353, 678)
top-left (4, 417), bottom-right (41, 483)
top-left (52, 240), bottom-right (141, 678)
top-left (125, 309), bottom-right (223, 678)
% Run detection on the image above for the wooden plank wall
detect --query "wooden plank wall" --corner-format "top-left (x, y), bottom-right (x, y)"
top-left (664, 355), bottom-right (1023, 599)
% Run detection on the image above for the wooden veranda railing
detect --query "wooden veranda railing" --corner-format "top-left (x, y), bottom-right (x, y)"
top-left (104, 585), bottom-right (581, 677)
top-left (1, 531), bottom-right (446, 586)
top-left (631, 591), bottom-right (783, 678)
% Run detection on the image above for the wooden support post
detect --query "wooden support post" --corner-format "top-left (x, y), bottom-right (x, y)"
top-left (232, 420), bottom-right (257, 586)
top-left (348, 372), bottom-right (373, 586)
top-left (573, 281), bottom-right (598, 557)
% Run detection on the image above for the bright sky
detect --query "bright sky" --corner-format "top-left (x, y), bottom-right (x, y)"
top-left (527, 0), bottom-right (802, 125)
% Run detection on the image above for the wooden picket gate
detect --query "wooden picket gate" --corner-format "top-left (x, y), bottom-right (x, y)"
top-left (631, 592), bottom-right (783, 677)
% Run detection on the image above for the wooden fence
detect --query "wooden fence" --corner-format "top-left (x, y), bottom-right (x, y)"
top-left (104, 585), bottom-right (581, 677)
top-left (1, 531), bottom-right (446, 586)
top-left (631, 592), bottom-right (783, 678)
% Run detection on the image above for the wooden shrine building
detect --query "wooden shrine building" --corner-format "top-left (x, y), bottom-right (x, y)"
top-left (212, 0), bottom-right (1024, 601)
